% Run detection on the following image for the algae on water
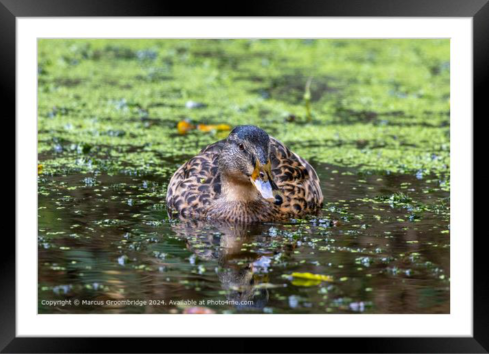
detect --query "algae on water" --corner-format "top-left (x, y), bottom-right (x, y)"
top-left (38, 39), bottom-right (450, 179)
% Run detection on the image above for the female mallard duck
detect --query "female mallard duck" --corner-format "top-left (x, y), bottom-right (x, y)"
top-left (166, 125), bottom-right (323, 223)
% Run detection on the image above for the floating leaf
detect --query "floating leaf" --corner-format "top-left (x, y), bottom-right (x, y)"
top-left (177, 121), bottom-right (231, 135)
top-left (197, 123), bottom-right (231, 133)
top-left (291, 278), bottom-right (322, 287)
top-left (290, 272), bottom-right (333, 282)
top-left (177, 120), bottom-right (195, 135)
top-left (286, 272), bottom-right (333, 286)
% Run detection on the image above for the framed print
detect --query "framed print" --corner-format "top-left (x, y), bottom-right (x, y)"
top-left (4, 0), bottom-right (488, 352)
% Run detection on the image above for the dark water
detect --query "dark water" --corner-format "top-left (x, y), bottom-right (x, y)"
top-left (38, 157), bottom-right (450, 314)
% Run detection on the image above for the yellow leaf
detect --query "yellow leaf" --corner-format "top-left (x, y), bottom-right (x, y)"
top-left (38, 164), bottom-right (43, 175)
top-left (290, 272), bottom-right (333, 282)
top-left (291, 278), bottom-right (322, 287)
top-left (177, 120), bottom-right (195, 135)
top-left (178, 121), bottom-right (231, 134)
top-left (197, 123), bottom-right (232, 133)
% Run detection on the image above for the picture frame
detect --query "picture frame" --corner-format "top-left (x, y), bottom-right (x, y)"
top-left (4, 0), bottom-right (487, 352)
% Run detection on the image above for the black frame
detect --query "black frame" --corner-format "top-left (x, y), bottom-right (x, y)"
top-left (3, 0), bottom-right (487, 352)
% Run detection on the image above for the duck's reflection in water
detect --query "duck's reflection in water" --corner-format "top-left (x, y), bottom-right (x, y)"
top-left (170, 220), bottom-right (293, 312)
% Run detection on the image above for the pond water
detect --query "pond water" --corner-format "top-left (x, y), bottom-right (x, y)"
top-left (37, 39), bottom-right (450, 314)
top-left (39, 152), bottom-right (450, 314)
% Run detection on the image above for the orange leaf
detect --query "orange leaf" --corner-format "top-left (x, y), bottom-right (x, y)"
top-left (177, 120), bottom-right (195, 135)
top-left (197, 124), bottom-right (231, 133)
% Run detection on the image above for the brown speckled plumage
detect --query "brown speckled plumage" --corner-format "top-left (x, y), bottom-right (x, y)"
top-left (166, 127), bottom-right (323, 223)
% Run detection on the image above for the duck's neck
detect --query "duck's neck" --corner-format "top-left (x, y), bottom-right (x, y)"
top-left (220, 174), bottom-right (260, 203)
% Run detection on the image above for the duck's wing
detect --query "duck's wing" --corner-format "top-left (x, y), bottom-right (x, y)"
top-left (269, 137), bottom-right (324, 216)
top-left (166, 140), bottom-right (225, 218)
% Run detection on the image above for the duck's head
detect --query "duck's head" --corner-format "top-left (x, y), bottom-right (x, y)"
top-left (218, 125), bottom-right (282, 203)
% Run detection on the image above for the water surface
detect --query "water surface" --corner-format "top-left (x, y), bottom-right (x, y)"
top-left (39, 154), bottom-right (449, 314)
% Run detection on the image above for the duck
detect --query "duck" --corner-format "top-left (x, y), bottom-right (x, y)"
top-left (166, 125), bottom-right (323, 223)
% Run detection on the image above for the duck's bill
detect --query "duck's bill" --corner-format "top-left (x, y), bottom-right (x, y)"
top-left (250, 160), bottom-right (279, 202)
top-left (251, 178), bottom-right (275, 201)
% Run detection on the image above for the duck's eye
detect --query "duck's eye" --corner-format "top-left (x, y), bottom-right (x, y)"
top-left (238, 144), bottom-right (245, 151)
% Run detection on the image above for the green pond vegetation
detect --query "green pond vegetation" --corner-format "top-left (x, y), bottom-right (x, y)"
top-left (38, 39), bottom-right (450, 314)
